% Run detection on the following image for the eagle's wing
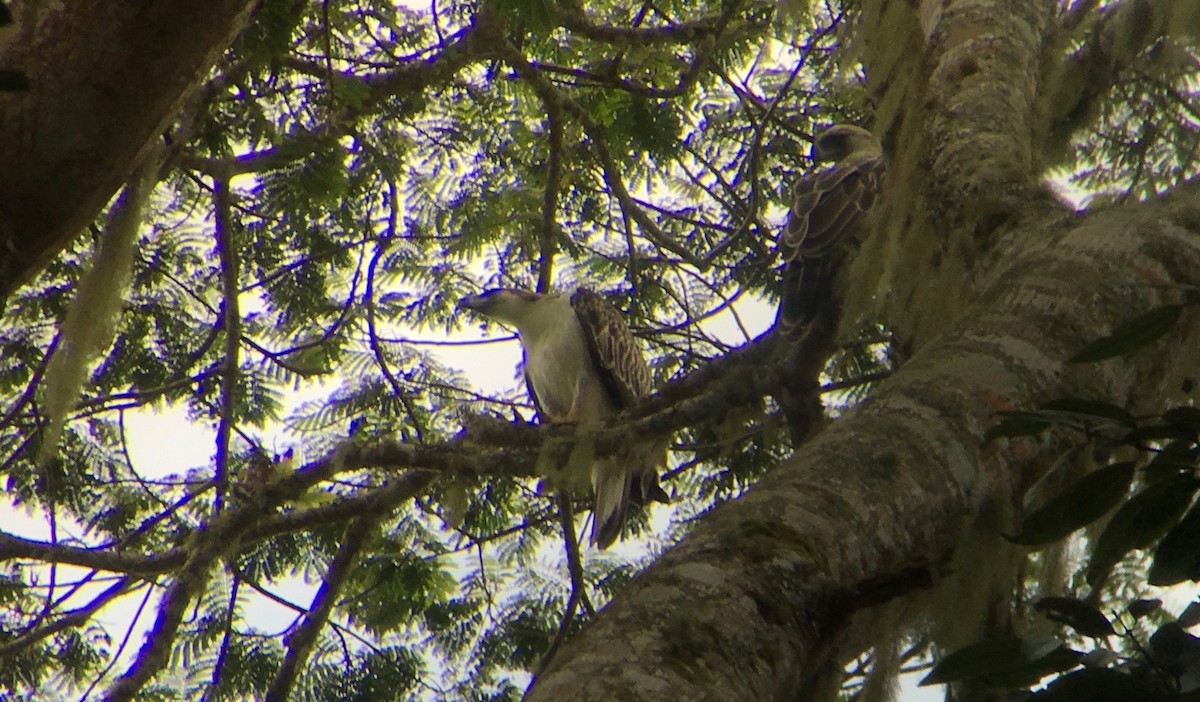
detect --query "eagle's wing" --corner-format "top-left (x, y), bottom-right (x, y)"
top-left (569, 288), bottom-right (662, 548)
top-left (778, 153), bottom-right (884, 336)
top-left (781, 152), bottom-right (884, 262)
top-left (570, 288), bottom-right (651, 409)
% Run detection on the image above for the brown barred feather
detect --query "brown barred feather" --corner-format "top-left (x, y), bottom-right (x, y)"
top-left (570, 288), bottom-right (664, 547)
top-left (778, 126), bottom-right (884, 339)
top-left (570, 288), bottom-right (651, 408)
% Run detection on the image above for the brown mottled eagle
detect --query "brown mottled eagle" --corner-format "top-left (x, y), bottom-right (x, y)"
top-left (459, 288), bottom-right (666, 548)
top-left (777, 124), bottom-right (885, 338)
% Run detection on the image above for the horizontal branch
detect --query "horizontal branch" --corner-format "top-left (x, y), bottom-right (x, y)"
top-left (0, 532), bottom-right (186, 575)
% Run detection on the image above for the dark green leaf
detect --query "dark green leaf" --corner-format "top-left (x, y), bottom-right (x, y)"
top-left (1128, 598), bottom-right (1162, 618)
top-left (1036, 597), bottom-right (1116, 637)
top-left (1029, 668), bottom-right (1146, 701)
top-left (1149, 501), bottom-right (1200, 586)
top-left (1010, 462), bottom-right (1134, 545)
top-left (1178, 601), bottom-right (1200, 628)
top-left (1086, 475), bottom-right (1198, 586)
top-left (1143, 440), bottom-right (1197, 480)
top-left (921, 638), bottom-right (1025, 686)
top-left (920, 636), bottom-right (1078, 687)
top-left (1162, 406), bottom-right (1200, 432)
top-left (987, 399), bottom-right (1138, 441)
top-left (1068, 304), bottom-right (1185, 363)
top-left (1149, 622), bottom-right (1200, 665)
top-left (1125, 423), bottom-right (1200, 444)
top-left (1078, 648), bottom-right (1120, 668)
top-left (1039, 398), bottom-right (1136, 428)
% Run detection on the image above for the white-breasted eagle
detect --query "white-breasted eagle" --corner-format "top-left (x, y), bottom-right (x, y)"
top-left (777, 124), bottom-right (885, 338)
top-left (458, 287), bottom-right (666, 548)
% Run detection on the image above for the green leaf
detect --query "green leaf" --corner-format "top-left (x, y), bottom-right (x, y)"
top-left (921, 638), bottom-right (1025, 686)
top-left (1143, 439), bottom-right (1197, 479)
top-left (1029, 668), bottom-right (1146, 701)
top-left (987, 399), bottom-right (1136, 441)
top-left (1149, 501), bottom-right (1200, 586)
top-left (1162, 406), bottom-right (1200, 433)
top-left (1035, 597), bottom-right (1116, 637)
top-left (1086, 475), bottom-right (1198, 586)
top-left (920, 636), bottom-right (1078, 687)
top-left (1127, 598), bottom-right (1162, 618)
top-left (1149, 622), bottom-right (1200, 665)
top-left (1039, 398), bottom-right (1136, 428)
top-left (1010, 462), bottom-right (1134, 545)
top-left (1068, 304), bottom-right (1185, 363)
top-left (1178, 601), bottom-right (1200, 628)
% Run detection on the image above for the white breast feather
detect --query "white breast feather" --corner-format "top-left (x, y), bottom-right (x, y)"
top-left (520, 297), bottom-right (608, 423)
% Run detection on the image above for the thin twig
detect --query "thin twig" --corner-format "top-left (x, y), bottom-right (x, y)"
top-left (76, 582), bottom-right (155, 702)
top-left (0, 576), bottom-right (135, 657)
top-left (202, 574), bottom-right (241, 702)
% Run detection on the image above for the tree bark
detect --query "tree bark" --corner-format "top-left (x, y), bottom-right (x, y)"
top-left (0, 0), bottom-right (258, 300)
top-left (526, 184), bottom-right (1200, 700)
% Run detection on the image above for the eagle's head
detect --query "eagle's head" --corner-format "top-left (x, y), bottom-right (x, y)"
top-left (812, 124), bottom-right (881, 164)
top-left (458, 288), bottom-right (544, 325)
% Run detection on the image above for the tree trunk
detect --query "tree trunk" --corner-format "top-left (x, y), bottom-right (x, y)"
top-left (0, 0), bottom-right (258, 299)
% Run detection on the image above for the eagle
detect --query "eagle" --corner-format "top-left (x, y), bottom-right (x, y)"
top-left (458, 287), bottom-right (667, 548)
top-left (777, 124), bottom-right (885, 338)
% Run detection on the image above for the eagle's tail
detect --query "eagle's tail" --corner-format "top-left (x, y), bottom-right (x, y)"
top-left (590, 441), bottom-right (668, 548)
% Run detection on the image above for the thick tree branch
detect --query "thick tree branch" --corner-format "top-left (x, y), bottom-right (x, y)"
top-left (856, 0), bottom-right (1063, 349)
top-left (0, 333), bottom-right (786, 592)
top-left (0, 0), bottom-right (259, 300)
top-left (103, 523), bottom-right (234, 700)
top-left (925, 0), bottom-right (1054, 223)
top-left (0, 532), bottom-right (186, 575)
top-left (536, 111), bottom-right (564, 294)
top-left (243, 471), bottom-right (435, 545)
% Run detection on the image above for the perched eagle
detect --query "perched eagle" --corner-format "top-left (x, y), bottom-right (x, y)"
top-left (777, 124), bottom-right (885, 338)
top-left (458, 288), bottom-right (666, 548)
